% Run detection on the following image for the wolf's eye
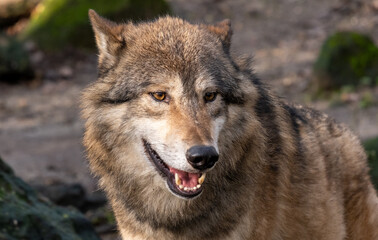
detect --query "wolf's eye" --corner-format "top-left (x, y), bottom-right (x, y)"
top-left (204, 92), bottom-right (217, 102)
top-left (150, 92), bottom-right (166, 101)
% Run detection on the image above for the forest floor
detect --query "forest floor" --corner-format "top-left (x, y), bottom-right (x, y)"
top-left (0, 0), bottom-right (378, 237)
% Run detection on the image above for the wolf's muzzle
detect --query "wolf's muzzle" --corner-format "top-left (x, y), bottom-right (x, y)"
top-left (186, 146), bottom-right (219, 171)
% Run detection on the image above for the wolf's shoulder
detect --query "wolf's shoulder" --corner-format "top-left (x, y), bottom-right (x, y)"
top-left (282, 102), bottom-right (353, 140)
top-left (282, 102), bottom-right (368, 174)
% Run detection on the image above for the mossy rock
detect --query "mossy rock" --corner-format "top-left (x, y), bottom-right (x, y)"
top-left (0, 34), bottom-right (34, 82)
top-left (22, 0), bottom-right (171, 50)
top-left (0, 0), bottom-right (40, 28)
top-left (313, 32), bottom-right (378, 93)
top-left (363, 137), bottom-right (378, 190)
top-left (0, 157), bottom-right (100, 240)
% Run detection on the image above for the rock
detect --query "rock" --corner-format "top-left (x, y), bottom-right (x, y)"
top-left (83, 191), bottom-right (108, 213)
top-left (86, 205), bottom-right (117, 235)
top-left (363, 137), bottom-right (378, 189)
top-left (34, 183), bottom-right (107, 212)
top-left (0, 0), bottom-right (40, 28)
top-left (0, 157), bottom-right (100, 240)
top-left (22, 0), bottom-right (171, 50)
top-left (0, 34), bottom-right (34, 83)
top-left (58, 66), bottom-right (73, 79)
top-left (312, 32), bottom-right (378, 93)
top-left (34, 183), bottom-right (86, 209)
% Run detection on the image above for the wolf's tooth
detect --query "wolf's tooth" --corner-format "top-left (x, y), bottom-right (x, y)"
top-left (175, 173), bottom-right (181, 185)
top-left (184, 187), bottom-right (188, 191)
top-left (193, 186), bottom-right (197, 190)
top-left (197, 184), bottom-right (201, 188)
top-left (198, 173), bottom-right (206, 184)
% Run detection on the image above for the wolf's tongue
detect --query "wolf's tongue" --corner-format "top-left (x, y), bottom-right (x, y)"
top-left (169, 167), bottom-right (199, 188)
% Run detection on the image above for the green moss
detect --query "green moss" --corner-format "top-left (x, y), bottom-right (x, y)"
top-left (87, 205), bottom-right (116, 228)
top-left (313, 32), bottom-right (378, 93)
top-left (363, 137), bottom-right (378, 189)
top-left (359, 92), bottom-right (374, 109)
top-left (0, 157), bottom-right (100, 239)
top-left (0, 34), bottom-right (33, 82)
top-left (22, 0), bottom-right (171, 50)
top-left (105, 208), bottom-right (116, 225)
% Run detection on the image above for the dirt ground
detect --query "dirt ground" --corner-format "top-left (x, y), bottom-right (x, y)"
top-left (1, 0), bottom-right (378, 194)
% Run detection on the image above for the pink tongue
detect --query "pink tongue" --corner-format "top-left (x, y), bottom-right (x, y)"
top-left (169, 167), bottom-right (199, 188)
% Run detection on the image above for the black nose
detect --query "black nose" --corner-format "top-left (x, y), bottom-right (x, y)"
top-left (186, 145), bottom-right (219, 170)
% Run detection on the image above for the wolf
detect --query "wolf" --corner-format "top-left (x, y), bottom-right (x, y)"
top-left (81, 10), bottom-right (378, 240)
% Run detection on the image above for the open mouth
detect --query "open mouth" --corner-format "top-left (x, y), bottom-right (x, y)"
top-left (142, 139), bottom-right (205, 199)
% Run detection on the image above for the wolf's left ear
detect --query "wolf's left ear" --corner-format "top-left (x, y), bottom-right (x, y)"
top-left (205, 19), bottom-right (232, 52)
top-left (88, 9), bottom-right (128, 65)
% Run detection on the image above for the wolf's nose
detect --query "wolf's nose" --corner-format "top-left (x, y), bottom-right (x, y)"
top-left (186, 146), bottom-right (219, 170)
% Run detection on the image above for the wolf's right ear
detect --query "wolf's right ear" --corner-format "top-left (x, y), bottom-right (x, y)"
top-left (205, 19), bottom-right (232, 53)
top-left (88, 10), bottom-right (128, 65)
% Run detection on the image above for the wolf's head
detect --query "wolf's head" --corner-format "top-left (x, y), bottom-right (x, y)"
top-left (82, 10), bottom-right (260, 200)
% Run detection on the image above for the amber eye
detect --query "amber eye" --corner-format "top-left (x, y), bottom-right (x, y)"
top-left (204, 92), bottom-right (217, 102)
top-left (150, 92), bottom-right (166, 101)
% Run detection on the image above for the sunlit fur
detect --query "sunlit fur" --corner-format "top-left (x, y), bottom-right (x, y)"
top-left (82, 10), bottom-right (378, 240)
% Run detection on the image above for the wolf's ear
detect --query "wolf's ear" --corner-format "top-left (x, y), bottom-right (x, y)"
top-left (88, 9), bottom-right (127, 64)
top-left (205, 19), bottom-right (232, 52)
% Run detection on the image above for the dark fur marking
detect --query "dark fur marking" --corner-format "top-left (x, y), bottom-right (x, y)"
top-left (283, 104), bottom-right (307, 137)
top-left (205, 58), bottom-right (245, 105)
top-left (228, 57), bottom-right (240, 72)
top-left (100, 97), bottom-right (130, 104)
top-left (283, 104), bottom-right (305, 167)
top-left (102, 82), bottom-right (152, 104)
top-left (254, 83), bottom-right (282, 174)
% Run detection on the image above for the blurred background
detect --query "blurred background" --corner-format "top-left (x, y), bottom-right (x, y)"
top-left (0, 0), bottom-right (377, 239)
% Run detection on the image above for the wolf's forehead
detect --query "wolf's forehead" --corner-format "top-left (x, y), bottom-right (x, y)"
top-left (116, 18), bottom-right (224, 80)
top-left (129, 21), bottom-right (218, 60)
top-left (136, 17), bottom-right (211, 45)
top-left (123, 37), bottom-right (221, 87)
